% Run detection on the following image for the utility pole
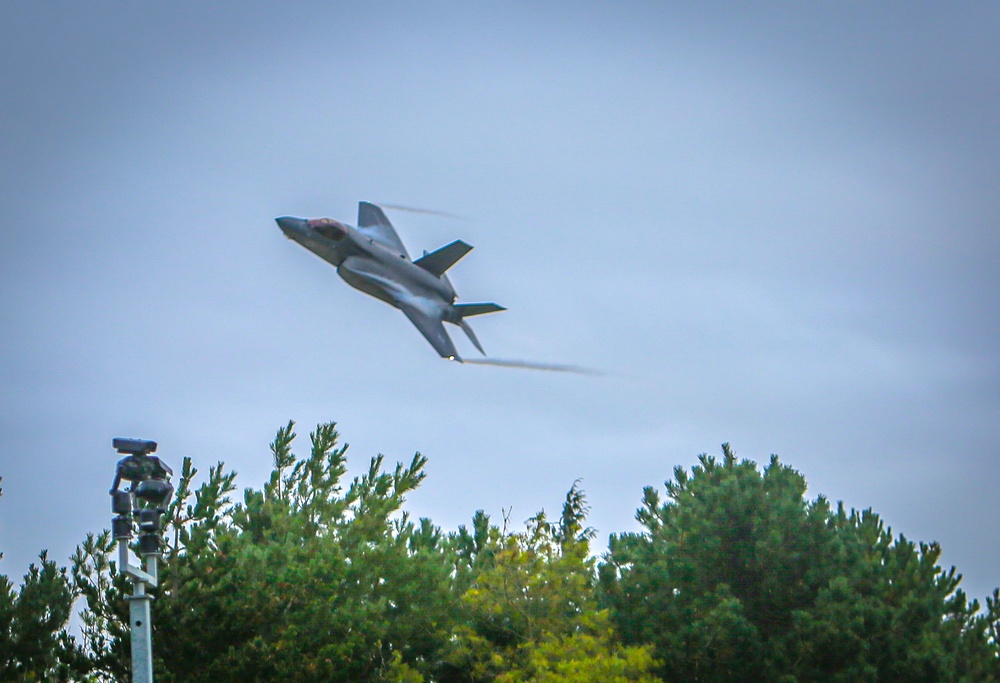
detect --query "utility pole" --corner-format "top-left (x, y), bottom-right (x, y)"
top-left (110, 438), bottom-right (173, 683)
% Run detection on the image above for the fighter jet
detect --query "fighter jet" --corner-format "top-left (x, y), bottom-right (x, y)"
top-left (276, 201), bottom-right (505, 362)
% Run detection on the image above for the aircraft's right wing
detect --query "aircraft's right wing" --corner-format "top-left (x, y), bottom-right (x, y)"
top-left (400, 302), bottom-right (460, 361)
top-left (357, 201), bottom-right (410, 260)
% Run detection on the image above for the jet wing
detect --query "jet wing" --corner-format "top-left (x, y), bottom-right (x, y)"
top-left (357, 201), bottom-right (410, 260)
top-left (400, 302), bottom-right (460, 360)
top-left (414, 240), bottom-right (473, 276)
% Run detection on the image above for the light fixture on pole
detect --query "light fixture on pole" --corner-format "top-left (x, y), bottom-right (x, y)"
top-left (110, 437), bottom-right (173, 683)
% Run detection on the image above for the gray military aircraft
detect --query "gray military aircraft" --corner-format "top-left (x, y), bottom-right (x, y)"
top-left (276, 202), bottom-right (504, 362)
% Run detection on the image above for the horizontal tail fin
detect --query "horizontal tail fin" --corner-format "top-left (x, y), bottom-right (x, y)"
top-left (414, 240), bottom-right (472, 276)
top-left (454, 302), bottom-right (506, 317)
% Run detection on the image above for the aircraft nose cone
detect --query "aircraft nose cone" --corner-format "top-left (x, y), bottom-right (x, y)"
top-left (275, 216), bottom-right (305, 235)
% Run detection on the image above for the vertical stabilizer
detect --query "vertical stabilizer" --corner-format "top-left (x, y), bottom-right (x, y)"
top-left (459, 319), bottom-right (486, 355)
top-left (358, 201), bottom-right (392, 229)
top-left (355, 201), bottom-right (410, 259)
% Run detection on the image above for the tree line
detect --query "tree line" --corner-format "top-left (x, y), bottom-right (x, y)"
top-left (2, 421), bottom-right (999, 682)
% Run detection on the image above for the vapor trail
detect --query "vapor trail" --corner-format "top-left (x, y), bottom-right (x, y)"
top-left (377, 203), bottom-right (463, 220)
top-left (463, 358), bottom-right (601, 375)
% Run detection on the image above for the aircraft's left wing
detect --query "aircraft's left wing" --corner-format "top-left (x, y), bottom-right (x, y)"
top-left (358, 201), bottom-right (410, 260)
top-left (400, 302), bottom-right (460, 361)
top-left (414, 240), bottom-right (473, 276)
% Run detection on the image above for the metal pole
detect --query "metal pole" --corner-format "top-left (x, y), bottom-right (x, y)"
top-left (127, 580), bottom-right (154, 683)
top-left (117, 534), bottom-right (158, 683)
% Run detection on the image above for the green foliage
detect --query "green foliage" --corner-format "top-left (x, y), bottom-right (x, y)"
top-left (141, 421), bottom-right (450, 683)
top-left (63, 430), bottom-right (1000, 682)
top-left (440, 482), bottom-right (660, 683)
top-left (0, 478), bottom-right (83, 682)
top-left (497, 617), bottom-right (661, 683)
top-left (600, 445), bottom-right (1000, 682)
top-left (71, 530), bottom-right (130, 681)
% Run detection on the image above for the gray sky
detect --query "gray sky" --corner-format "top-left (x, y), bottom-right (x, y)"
top-left (2, 2), bottom-right (998, 605)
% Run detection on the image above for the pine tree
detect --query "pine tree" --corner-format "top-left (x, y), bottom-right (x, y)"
top-left (600, 445), bottom-right (1000, 682)
top-left (0, 477), bottom-right (84, 682)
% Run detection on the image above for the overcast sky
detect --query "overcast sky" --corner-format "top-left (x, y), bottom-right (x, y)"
top-left (2, 2), bottom-right (998, 605)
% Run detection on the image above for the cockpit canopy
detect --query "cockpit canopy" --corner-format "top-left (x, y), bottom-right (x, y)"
top-left (308, 218), bottom-right (348, 241)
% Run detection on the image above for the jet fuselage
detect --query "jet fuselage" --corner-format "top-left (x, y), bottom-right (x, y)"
top-left (277, 216), bottom-right (456, 311)
top-left (276, 202), bottom-right (504, 361)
